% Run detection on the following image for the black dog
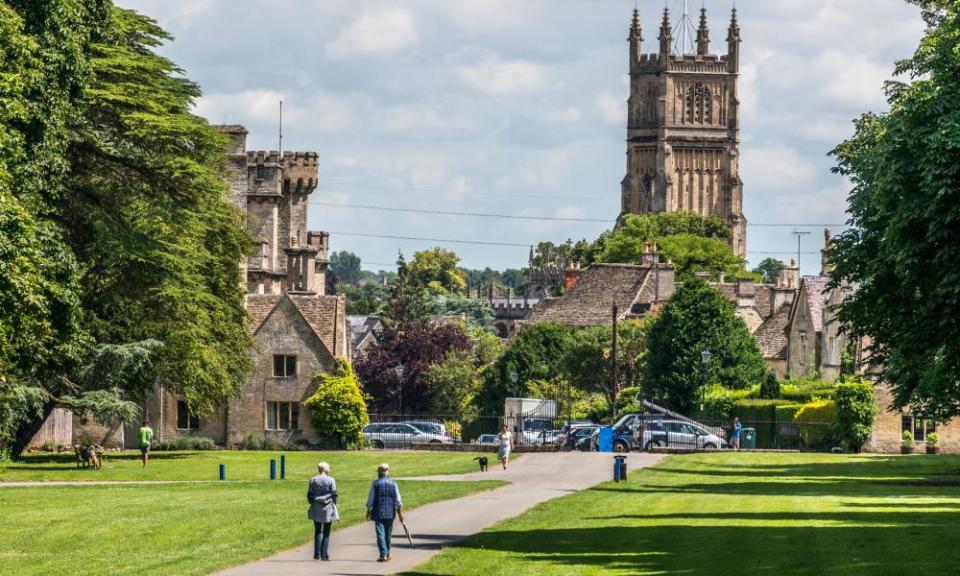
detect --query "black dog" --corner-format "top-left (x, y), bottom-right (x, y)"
top-left (473, 456), bottom-right (488, 472)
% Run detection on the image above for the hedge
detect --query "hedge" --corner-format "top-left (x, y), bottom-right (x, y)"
top-left (794, 399), bottom-right (836, 449)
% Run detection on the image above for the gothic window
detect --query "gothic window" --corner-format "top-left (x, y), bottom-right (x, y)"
top-left (685, 84), bottom-right (712, 124)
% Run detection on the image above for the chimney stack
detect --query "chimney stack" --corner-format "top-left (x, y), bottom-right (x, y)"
top-left (564, 262), bottom-right (583, 292)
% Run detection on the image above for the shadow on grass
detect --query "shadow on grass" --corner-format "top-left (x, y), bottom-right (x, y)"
top-left (14, 452), bottom-right (199, 465)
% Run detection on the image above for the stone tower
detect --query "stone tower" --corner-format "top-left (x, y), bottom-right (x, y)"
top-left (620, 7), bottom-right (746, 257)
top-left (215, 125), bottom-right (329, 295)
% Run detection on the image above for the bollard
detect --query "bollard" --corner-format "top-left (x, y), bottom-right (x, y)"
top-left (270, 458), bottom-right (277, 480)
top-left (219, 463), bottom-right (225, 481)
top-left (280, 454), bottom-right (286, 480)
top-left (613, 455), bottom-right (627, 482)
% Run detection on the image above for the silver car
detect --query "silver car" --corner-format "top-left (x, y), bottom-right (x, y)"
top-left (363, 423), bottom-right (447, 449)
top-left (653, 420), bottom-right (727, 450)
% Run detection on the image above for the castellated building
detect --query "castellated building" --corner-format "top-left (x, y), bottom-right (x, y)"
top-left (620, 7), bottom-right (747, 257)
top-left (133, 126), bottom-right (350, 447)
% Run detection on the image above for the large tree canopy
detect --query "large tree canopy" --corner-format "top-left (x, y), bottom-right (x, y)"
top-left (645, 279), bottom-right (766, 413)
top-left (1, 2), bottom-right (253, 455)
top-left (829, 0), bottom-right (960, 420)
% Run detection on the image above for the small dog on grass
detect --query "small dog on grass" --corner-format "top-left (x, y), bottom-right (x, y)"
top-left (473, 456), bottom-right (489, 472)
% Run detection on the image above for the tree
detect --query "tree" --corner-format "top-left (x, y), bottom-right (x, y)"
top-left (354, 322), bottom-right (470, 414)
top-left (563, 319), bottom-right (651, 412)
top-left (305, 359), bottom-right (369, 447)
top-left (384, 253), bottom-right (427, 323)
top-left (426, 295), bottom-right (496, 332)
top-left (407, 247), bottom-right (467, 295)
top-left (340, 283), bottom-right (388, 316)
top-left (645, 279), bottom-right (766, 413)
top-left (829, 0), bottom-right (960, 420)
top-left (833, 376), bottom-right (878, 452)
top-left (752, 257), bottom-right (785, 284)
top-left (330, 251), bottom-right (362, 285)
top-left (656, 234), bottom-right (755, 282)
top-left (476, 322), bottom-right (575, 414)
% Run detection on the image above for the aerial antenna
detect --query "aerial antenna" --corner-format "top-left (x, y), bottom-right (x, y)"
top-left (672, 0), bottom-right (697, 54)
top-left (792, 230), bottom-right (811, 271)
top-left (278, 100), bottom-right (283, 160)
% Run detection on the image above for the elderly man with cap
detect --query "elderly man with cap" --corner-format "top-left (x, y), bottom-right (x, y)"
top-left (307, 462), bottom-right (339, 561)
top-left (365, 462), bottom-right (403, 562)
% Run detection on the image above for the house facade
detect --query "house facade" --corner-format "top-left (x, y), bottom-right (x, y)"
top-left (127, 126), bottom-right (350, 448)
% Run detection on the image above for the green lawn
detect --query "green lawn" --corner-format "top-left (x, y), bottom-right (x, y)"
top-left (0, 451), bottom-right (501, 576)
top-left (0, 449), bottom-right (484, 482)
top-left (404, 453), bottom-right (960, 576)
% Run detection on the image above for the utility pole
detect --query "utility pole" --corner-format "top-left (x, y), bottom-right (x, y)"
top-left (792, 230), bottom-right (810, 271)
top-left (278, 100), bottom-right (283, 160)
top-left (611, 302), bottom-right (619, 420)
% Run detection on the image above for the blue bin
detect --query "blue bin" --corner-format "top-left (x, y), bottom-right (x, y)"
top-left (598, 426), bottom-right (614, 453)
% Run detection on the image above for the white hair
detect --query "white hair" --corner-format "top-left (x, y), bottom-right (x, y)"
top-left (378, 463), bottom-right (390, 474)
top-left (318, 462), bottom-right (331, 474)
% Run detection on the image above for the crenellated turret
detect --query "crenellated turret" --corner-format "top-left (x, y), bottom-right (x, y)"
top-left (697, 7), bottom-right (710, 56)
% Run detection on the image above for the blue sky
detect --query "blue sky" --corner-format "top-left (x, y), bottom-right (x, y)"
top-left (118, 0), bottom-right (924, 276)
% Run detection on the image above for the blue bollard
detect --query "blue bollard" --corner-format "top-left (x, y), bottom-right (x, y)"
top-left (280, 454), bottom-right (286, 480)
top-left (219, 463), bottom-right (225, 481)
top-left (613, 455), bottom-right (626, 482)
top-left (270, 458), bottom-right (276, 480)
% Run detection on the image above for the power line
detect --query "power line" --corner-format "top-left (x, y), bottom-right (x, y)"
top-left (313, 200), bottom-right (848, 227)
top-left (319, 180), bottom-right (608, 201)
top-left (327, 231), bottom-right (530, 247)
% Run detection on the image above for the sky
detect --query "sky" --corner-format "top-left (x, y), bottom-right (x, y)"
top-left (117, 0), bottom-right (924, 276)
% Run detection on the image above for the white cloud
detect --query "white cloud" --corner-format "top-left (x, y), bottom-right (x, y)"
top-left (741, 145), bottom-right (817, 190)
top-left (595, 93), bottom-right (625, 126)
top-left (813, 50), bottom-right (891, 109)
top-left (194, 90), bottom-right (353, 133)
top-left (457, 56), bottom-right (545, 95)
top-left (535, 106), bottom-right (581, 124)
top-left (325, 6), bottom-right (418, 59)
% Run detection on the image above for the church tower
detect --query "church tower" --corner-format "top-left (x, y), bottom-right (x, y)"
top-left (620, 7), bottom-right (746, 257)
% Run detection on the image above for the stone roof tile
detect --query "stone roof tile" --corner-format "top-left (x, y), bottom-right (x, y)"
top-left (755, 304), bottom-right (791, 359)
top-left (524, 264), bottom-right (659, 326)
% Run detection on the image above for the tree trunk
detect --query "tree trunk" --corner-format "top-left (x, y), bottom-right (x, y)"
top-left (11, 400), bottom-right (56, 459)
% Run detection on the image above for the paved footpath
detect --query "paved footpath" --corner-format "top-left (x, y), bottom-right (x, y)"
top-left (214, 451), bottom-right (663, 576)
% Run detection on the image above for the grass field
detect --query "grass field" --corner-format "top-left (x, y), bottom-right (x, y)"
top-left (1, 450), bottom-right (501, 576)
top-left (403, 453), bottom-right (960, 576)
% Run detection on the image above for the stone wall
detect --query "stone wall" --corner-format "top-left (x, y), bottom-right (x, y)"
top-left (865, 385), bottom-right (960, 454)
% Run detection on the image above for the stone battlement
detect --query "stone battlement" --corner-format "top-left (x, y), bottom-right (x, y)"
top-left (635, 53), bottom-right (731, 74)
top-left (247, 150), bottom-right (319, 168)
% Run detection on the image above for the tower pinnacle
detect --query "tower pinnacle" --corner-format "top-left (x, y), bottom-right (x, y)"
top-left (727, 7), bottom-right (741, 72)
top-left (658, 7), bottom-right (672, 60)
top-left (629, 7), bottom-right (643, 70)
top-left (697, 7), bottom-right (710, 55)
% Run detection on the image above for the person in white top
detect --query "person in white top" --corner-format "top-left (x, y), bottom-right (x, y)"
top-left (497, 424), bottom-right (513, 470)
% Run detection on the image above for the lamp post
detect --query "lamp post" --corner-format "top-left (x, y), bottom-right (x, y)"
top-left (700, 350), bottom-right (712, 414)
top-left (394, 363), bottom-right (405, 416)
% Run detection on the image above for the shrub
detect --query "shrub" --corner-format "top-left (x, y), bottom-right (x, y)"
top-left (617, 386), bottom-right (643, 415)
top-left (305, 359), bottom-right (369, 448)
top-left (703, 384), bottom-right (751, 420)
top-left (927, 432), bottom-right (940, 448)
top-left (901, 429), bottom-right (915, 447)
top-left (779, 379), bottom-right (836, 403)
top-left (775, 403), bottom-right (802, 423)
top-left (759, 372), bottom-right (780, 399)
top-left (156, 436), bottom-right (218, 451)
top-left (444, 420), bottom-right (462, 442)
top-left (833, 378), bottom-right (878, 452)
top-left (794, 400), bottom-right (836, 449)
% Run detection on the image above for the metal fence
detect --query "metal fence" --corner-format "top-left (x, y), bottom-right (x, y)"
top-left (362, 413), bottom-right (835, 453)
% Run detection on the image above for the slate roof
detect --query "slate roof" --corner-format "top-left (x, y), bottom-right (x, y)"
top-left (713, 282), bottom-right (774, 319)
top-left (801, 276), bottom-right (831, 333)
top-left (246, 293), bottom-right (348, 358)
top-left (348, 315), bottom-right (382, 350)
top-left (523, 264), bottom-right (660, 326)
top-left (754, 304), bottom-right (791, 359)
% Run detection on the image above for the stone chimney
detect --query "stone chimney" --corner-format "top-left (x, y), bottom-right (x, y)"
top-left (821, 228), bottom-right (833, 277)
top-left (777, 258), bottom-right (800, 289)
top-left (736, 278), bottom-right (756, 308)
top-left (640, 242), bottom-right (660, 267)
top-left (564, 262), bottom-right (583, 291)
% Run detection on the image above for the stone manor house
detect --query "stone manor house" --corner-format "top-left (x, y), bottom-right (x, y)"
top-left (31, 126), bottom-right (350, 449)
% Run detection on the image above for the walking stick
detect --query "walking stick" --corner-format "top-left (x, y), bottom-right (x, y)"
top-left (398, 511), bottom-right (415, 549)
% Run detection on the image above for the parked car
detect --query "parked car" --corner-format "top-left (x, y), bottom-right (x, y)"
top-left (474, 433), bottom-right (498, 446)
top-left (557, 424), bottom-right (598, 450)
top-left (648, 420), bottom-right (727, 450)
top-left (363, 423), bottom-right (447, 449)
top-left (404, 420), bottom-right (448, 439)
top-left (518, 417), bottom-right (561, 445)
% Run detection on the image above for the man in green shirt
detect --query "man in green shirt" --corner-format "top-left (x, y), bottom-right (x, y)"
top-left (139, 421), bottom-right (154, 468)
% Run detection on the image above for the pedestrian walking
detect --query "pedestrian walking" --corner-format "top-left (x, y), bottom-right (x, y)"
top-left (307, 462), bottom-right (339, 561)
top-left (497, 424), bottom-right (513, 470)
top-left (138, 420), bottom-right (153, 468)
top-left (366, 463), bottom-right (403, 563)
top-left (732, 417), bottom-right (743, 451)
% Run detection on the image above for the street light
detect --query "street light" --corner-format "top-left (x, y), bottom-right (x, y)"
top-left (700, 350), bottom-right (712, 413)
top-left (394, 363), bottom-right (405, 415)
